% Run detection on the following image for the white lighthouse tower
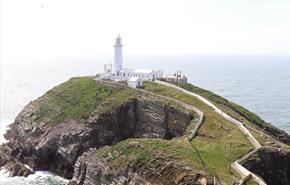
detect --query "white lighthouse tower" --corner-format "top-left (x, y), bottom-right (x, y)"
top-left (99, 35), bottom-right (163, 82)
top-left (114, 34), bottom-right (123, 75)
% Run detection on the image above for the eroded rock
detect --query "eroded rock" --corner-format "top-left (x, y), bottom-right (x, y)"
top-left (68, 142), bottom-right (214, 185)
top-left (0, 96), bottom-right (199, 180)
top-left (241, 147), bottom-right (290, 185)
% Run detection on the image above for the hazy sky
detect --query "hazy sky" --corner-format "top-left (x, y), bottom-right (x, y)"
top-left (1, 0), bottom-right (289, 60)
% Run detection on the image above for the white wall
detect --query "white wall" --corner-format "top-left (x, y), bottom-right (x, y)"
top-left (128, 81), bottom-right (137, 88)
top-left (114, 46), bottom-right (123, 74)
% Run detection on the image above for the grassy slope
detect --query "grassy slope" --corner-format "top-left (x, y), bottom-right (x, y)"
top-left (178, 83), bottom-right (265, 126)
top-left (144, 82), bottom-right (253, 184)
top-left (35, 77), bottom-right (138, 124)
top-left (174, 82), bottom-right (286, 147)
top-left (31, 77), bottom-right (207, 179)
top-left (99, 138), bottom-right (203, 171)
top-left (31, 77), bottom-right (260, 184)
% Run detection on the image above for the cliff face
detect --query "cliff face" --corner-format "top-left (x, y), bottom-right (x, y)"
top-left (241, 148), bottom-right (290, 185)
top-left (258, 125), bottom-right (290, 146)
top-left (0, 95), bottom-right (201, 183)
top-left (68, 142), bottom-right (213, 185)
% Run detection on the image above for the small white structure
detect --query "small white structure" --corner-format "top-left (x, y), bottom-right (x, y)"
top-left (104, 63), bottom-right (112, 73)
top-left (127, 77), bottom-right (143, 88)
top-left (99, 63), bottom-right (112, 79)
top-left (162, 70), bottom-right (188, 84)
top-left (163, 74), bottom-right (188, 84)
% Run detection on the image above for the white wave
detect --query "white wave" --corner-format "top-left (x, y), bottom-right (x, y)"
top-left (0, 168), bottom-right (68, 185)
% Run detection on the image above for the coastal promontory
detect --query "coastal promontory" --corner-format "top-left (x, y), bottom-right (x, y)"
top-left (0, 76), bottom-right (289, 185)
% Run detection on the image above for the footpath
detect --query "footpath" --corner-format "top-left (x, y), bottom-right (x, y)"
top-left (96, 78), bottom-right (267, 185)
top-left (155, 80), bottom-right (267, 185)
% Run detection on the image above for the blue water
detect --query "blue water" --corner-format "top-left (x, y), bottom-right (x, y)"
top-left (125, 55), bottom-right (290, 134)
top-left (0, 55), bottom-right (289, 184)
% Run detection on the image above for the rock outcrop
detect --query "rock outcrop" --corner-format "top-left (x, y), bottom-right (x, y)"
top-left (241, 147), bottom-right (290, 185)
top-left (68, 141), bottom-right (213, 185)
top-left (0, 96), bottom-right (200, 182)
top-left (258, 123), bottom-right (290, 146)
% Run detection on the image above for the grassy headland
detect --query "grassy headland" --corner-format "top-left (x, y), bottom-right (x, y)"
top-left (30, 77), bottom-right (261, 183)
top-left (35, 77), bottom-right (138, 124)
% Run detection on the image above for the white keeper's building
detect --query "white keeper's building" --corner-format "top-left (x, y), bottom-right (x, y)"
top-left (127, 77), bottom-right (144, 88)
top-left (101, 35), bottom-right (163, 81)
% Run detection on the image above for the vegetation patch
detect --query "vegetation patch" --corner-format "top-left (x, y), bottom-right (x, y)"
top-left (176, 83), bottom-right (265, 126)
top-left (100, 138), bottom-right (202, 170)
top-left (144, 82), bottom-right (253, 184)
top-left (35, 77), bottom-right (138, 124)
top-left (169, 82), bottom-right (286, 147)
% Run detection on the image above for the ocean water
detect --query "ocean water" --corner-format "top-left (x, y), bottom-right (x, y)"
top-left (0, 170), bottom-right (68, 185)
top-left (0, 55), bottom-right (289, 184)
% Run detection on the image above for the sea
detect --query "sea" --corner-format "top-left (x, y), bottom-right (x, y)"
top-left (0, 55), bottom-right (289, 184)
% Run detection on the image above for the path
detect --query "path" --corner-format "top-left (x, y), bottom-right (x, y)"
top-left (96, 79), bottom-right (225, 184)
top-left (155, 80), bottom-right (261, 148)
top-left (96, 78), bottom-right (266, 185)
top-left (154, 80), bottom-right (267, 185)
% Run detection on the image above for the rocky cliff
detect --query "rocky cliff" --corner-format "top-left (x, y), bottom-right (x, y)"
top-left (0, 77), bottom-right (208, 184)
top-left (241, 147), bottom-right (290, 185)
top-left (68, 141), bottom-right (213, 185)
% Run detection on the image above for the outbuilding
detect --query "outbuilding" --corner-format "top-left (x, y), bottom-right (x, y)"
top-left (127, 77), bottom-right (143, 88)
top-left (118, 68), bottom-right (162, 81)
top-left (163, 75), bottom-right (188, 84)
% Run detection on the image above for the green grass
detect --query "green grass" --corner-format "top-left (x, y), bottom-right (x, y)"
top-left (144, 82), bottom-right (253, 184)
top-left (35, 77), bottom-right (138, 124)
top-left (246, 179), bottom-right (259, 185)
top-left (177, 83), bottom-right (265, 127)
top-left (33, 77), bottom-right (191, 125)
top-left (98, 138), bottom-right (203, 171)
top-left (170, 82), bottom-right (290, 147)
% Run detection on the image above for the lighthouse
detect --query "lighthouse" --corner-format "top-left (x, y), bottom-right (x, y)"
top-left (114, 34), bottom-right (123, 75)
top-left (100, 35), bottom-right (163, 81)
